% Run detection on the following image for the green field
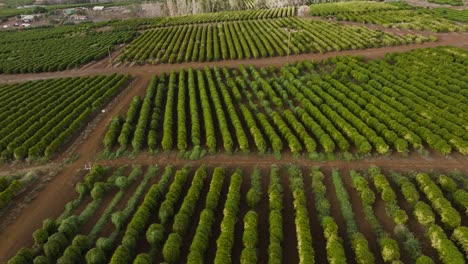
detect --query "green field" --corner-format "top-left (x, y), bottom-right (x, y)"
top-left (0, 26), bottom-right (136, 73)
top-left (6, 164), bottom-right (468, 263)
top-left (0, 74), bottom-right (130, 161)
top-left (0, 2), bottom-right (467, 264)
top-left (106, 47), bottom-right (468, 158)
top-left (309, 1), bottom-right (468, 32)
top-left (119, 17), bottom-right (428, 64)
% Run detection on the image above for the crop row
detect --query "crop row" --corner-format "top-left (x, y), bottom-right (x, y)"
top-left (105, 6), bottom-right (295, 30)
top-left (0, 74), bottom-right (130, 161)
top-left (0, 171), bottom-right (38, 210)
top-left (335, 10), bottom-right (467, 32)
top-left (428, 0), bottom-right (463, 6)
top-left (0, 29), bottom-right (136, 74)
top-left (7, 165), bottom-right (467, 264)
top-left (105, 46), bottom-right (468, 157)
top-left (243, 0), bottom-right (348, 9)
top-left (118, 17), bottom-right (426, 64)
top-left (308, 1), bottom-right (467, 32)
top-left (0, 25), bottom-right (78, 45)
top-left (308, 1), bottom-right (401, 16)
top-left (419, 8), bottom-right (468, 23)
top-left (152, 6), bottom-right (296, 27)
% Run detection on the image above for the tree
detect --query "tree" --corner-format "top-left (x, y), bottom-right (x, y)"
top-left (163, 233), bottom-right (183, 263)
top-left (146, 224), bottom-right (165, 245)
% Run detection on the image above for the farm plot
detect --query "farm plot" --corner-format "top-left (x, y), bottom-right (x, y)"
top-left (152, 6), bottom-right (296, 26)
top-left (106, 6), bottom-right (295, 30)
top-left (0, 27), bottom-right (136, 74)
top-left (428, 0), bottom-right (463, 6)
top-left (118, 17), bottom-right (428, 64)
top-left (419, 8), bottom-right (468, 23)
top-left (242, 0), bottom-right (352, 9)
top-left (105, 46), bottom-right (468, 157)
top-left (6, 164), bottom-right (468, 264)
top-left (309, 1), bottom-right (468, 32)
top-left (0, 74), bottom-right (130, 161)
top-left (308, 1), bottom-right (401, 16)
top-left (0, 171), bottom-right (38, 211)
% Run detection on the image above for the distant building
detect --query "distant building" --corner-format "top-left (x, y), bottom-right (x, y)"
top-left (63, 8), bottom-right (77, 15)
top-left (21, 15), bottom-right (35, 23)
top-left (298, 6), bottom-right (309, 17)
top-left (70, 15), bottom-right (88, 21)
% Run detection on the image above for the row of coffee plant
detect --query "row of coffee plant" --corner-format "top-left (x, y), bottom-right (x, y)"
top-left (309, 1), bottom-right (467, 32)
top-left (0, 74), bottom-right (130, 161)
top-left (8, 164), bottom-right (466, 263)
top-left (105, 46), bottom-right (467, 157)
top-left (0, 27), bottom-right (136, 74)
top-left (118, 17), bottom-right (427, 64)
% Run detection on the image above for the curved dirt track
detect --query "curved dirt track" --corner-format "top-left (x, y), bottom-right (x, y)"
top-left (0, 23), bottom-right (467, 262)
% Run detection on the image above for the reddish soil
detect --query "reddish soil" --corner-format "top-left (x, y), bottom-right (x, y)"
top-left (205, 167), bottom-right (231, 263)
top-left (177, 167), bottom-right (214, 263)
top-left (322, 166), bottom-right (357, 263)
top-left (340, 169), bottom-right (384, 262)
top-left (387, 172), bottom-right (441, 263)
top-left (256, 166), bottom-right (271, 263)
top-left (302, 166), bottom-right (329, 264)
top-left (279, 166), bottom-right (300, 264)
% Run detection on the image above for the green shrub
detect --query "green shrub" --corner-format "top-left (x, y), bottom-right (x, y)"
top-left (163, 233), bottom-right (183, 263)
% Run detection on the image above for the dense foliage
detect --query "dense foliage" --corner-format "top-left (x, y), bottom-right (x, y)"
top-left (0, 171), bottom-right (37, 210)
top-left (427, 0), bottom-right (463, 6)
top-left (0, 74), bottom-right (129, 161)
top-left (0, 26), bottom-right (135, 73)
top-left (309, 1), bottom-right (467, 32)
top-left (111, 6), bottom-right (295, 29)
top-left (119, 17), bottom-right (425, 64)
top-left (106, 47), bottom-right (468, 157)
top-left (7, 165), bottom-right (467, 263)
top-left (419, 8), bottom-right (468, 23)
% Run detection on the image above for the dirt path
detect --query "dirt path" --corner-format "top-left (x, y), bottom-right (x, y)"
top-left (95, 151), bottom-right (468, 172)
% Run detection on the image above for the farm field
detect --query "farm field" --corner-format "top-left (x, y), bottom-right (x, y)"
top-left (5, 164), bottom-right (468, 264)
top-left (0, 27), bottom-right (136, 74)
top-left (118, 17), bottom-right (428, 64)
top-left (428, 0), bottom-right (463, 6)
top-left (0, 74), bottom-right (130, 161)
top-left (0, 1), bottom-right (467, 264)
top-left (107, 46), bottom-right (468, 157)
top-left (309, 1), bottom-right (468, 32)
top-left (0, 171), bottom-right (38, 211)
top-left (419, 8), bottom-right (468, 23)
top-left (92, 6), bottom-right (295, 31)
